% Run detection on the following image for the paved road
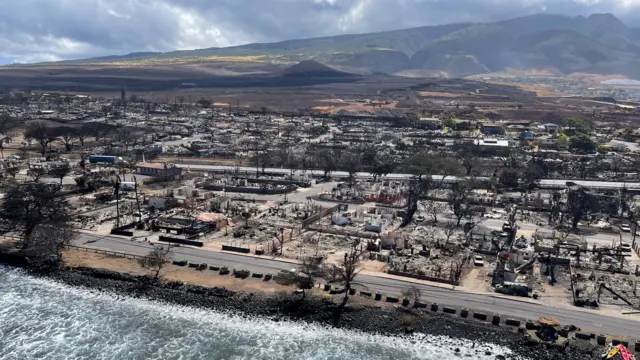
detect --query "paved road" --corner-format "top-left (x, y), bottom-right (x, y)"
top-left (73, 232), bottom-right (640, 337)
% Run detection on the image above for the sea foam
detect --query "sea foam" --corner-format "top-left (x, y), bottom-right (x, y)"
top-left (0, 266), bottom-right (526, 360)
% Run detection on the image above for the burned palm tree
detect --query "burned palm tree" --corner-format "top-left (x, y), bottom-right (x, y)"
top-left (330, 240), bottom-right (364, 311)
top-left (114, 175), bottom-right (121, 228)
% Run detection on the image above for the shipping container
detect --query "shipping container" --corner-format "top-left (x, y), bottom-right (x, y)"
top-left (89, 155), bottom-right (122, 164)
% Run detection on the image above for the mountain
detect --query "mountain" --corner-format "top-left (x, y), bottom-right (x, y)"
top-left (279, 60), bottom-right (354, 78)
top-left (14, 13), bottom-right (640, 79)
top-left (630, 27), bottom-right (640, 42)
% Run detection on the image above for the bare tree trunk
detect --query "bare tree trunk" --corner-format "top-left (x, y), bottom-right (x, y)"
top-left (340, 286), bottom-right (350, 309)
top-left (22, 225), bottom-right (35, 250)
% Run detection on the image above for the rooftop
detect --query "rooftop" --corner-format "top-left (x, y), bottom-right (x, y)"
top-left (473, 139), bottom-right (509, 147)
top-left (136, 162), bottom-right (167, 169)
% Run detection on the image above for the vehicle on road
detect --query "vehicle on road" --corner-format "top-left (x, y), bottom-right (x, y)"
top-left (619, 223), bottom-right (631, 232)
top-left (473, 255), bottom-right (484, 267)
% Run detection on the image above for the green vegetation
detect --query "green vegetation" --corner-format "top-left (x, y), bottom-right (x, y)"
top-left (564, 118), bottom-right (591, 136)
top-left (569, 133), bottom-right (597, 153)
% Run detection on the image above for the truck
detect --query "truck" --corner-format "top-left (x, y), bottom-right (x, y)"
top-left (88, 155), bottom-right (122, 164)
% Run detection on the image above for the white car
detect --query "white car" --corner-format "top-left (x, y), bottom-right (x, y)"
top-left (620, 224), bottom-right (631, 232)
top-left (619, 243), bottom-right (632, 252)
top-left (473, 255), bottom-right (484, 267)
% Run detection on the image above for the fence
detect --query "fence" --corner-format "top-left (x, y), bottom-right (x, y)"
top-left (386, 270), bottom-right (460, 286)
top-left (110, 223), bottom-right (136, 237)
top-left (158, 236), bottom-right (204, 247)
top-left (67, 245), bottom-right (144, 260)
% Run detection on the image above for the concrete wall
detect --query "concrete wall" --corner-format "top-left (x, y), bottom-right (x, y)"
top-left (387, 270), bottom-right (459, 286)
top-left (302, 204), bottom-right (341, 228)
top-left (307, 224), bottom-right (379, 239)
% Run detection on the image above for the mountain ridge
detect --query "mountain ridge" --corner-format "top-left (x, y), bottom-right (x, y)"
top-left (12, 13), bottom-right (640, 78)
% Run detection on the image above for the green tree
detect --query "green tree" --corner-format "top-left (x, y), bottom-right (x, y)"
top-left (557, 132), bottom-right (569, 147)
top-left (565, 118), bottom-right (591, 135)
top-left (569, 134), bottom-right (596, 153)
top-left (443, 116), bottom-right (456, 130)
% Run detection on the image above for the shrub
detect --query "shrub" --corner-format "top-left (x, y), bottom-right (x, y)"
top-left (234, 269), bottom-right (250, 279)
top-left (399, 315), bottom-right (416, 327)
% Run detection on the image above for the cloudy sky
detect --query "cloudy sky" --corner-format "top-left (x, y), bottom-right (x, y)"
top-left (0, 0), bottom-right (638, 64)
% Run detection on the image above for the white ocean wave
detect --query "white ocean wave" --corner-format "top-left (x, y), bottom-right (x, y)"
top-left (0, 266), bottom-right (525, 360)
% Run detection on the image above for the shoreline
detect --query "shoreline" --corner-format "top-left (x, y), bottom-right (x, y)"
top-left (0, 259), bottom-right (603, 360)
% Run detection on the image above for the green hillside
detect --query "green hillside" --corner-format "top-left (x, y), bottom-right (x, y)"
top-left (37, 13), bottom-right (640, 78)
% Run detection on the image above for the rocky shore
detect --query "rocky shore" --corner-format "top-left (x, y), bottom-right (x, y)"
top-left (32, 266), bottom-right (602, 360)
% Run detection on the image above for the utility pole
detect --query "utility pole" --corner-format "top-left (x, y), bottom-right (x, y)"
top-left (115, 175), bottom-right (121, 228)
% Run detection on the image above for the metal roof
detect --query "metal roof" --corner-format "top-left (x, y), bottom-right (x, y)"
top-left (174, 164), bottom-right (640, 190)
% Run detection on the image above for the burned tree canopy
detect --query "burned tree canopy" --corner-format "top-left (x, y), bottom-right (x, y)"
top-left (401, 151), bottom-right (453, 226)
top-left (447, 179), bottom-right (474, 226)
top-left (0, 182), bottom-right (75, 258)
top-left (565, 185), bottom-right (597, 230)
top-left (24, 122), bottom-right (58, 155)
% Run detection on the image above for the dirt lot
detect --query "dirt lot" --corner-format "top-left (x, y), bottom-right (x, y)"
top-left (63, 250), bottom-right (292, 293)
top-left (62, 249), bottom-right (394, 307)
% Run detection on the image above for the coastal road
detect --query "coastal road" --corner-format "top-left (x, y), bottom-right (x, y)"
top-left (72, 232), bottom-right (640, 337)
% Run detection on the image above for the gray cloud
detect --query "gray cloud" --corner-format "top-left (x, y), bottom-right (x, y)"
top-left (0, 0), bottom-right (639, 63)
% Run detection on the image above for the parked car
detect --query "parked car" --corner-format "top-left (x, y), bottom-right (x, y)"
top-left (620, 223), bottom-right (631, 232)
top-left (416, 215), bottom-right (425, 222)
top-left (473, 255), bottom-right (484, 267)
top-left (618, 242), bottom-right (632, 252)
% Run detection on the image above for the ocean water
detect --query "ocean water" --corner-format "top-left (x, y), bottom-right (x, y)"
top-left (0, 266), bottom-right (523, 360)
